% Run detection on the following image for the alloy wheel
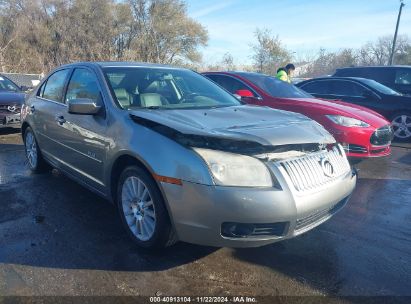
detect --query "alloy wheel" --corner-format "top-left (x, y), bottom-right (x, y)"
top-left (121, 176), bottom-right (156, 241)
top-left (25, 131), bottom-right (38, 169)
top-left (392, 114), bottom-right (411, 139)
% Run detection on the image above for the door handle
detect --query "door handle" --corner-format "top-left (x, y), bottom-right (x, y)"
top-left (56, 115), bottom-right (66, 125)
top-left (30, 105), bottom-right (35, 113)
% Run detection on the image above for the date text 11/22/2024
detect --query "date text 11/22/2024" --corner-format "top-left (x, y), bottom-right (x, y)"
top-left (149, 296), bottom-right (257, 303)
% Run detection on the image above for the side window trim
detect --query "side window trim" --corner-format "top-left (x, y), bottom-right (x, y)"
top-left (61, 68), bottom-right (75, 105)
top-left (37, 80), bottom-right (47, 97)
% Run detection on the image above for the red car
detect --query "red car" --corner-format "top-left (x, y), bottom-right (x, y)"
top-left (203, 72), bottom-right (393, 158)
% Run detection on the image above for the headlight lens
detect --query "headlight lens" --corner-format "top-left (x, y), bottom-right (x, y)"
top-left (326, 115), bottom-right (370, 127)
top-left (194, 148), bottom-right (273, 187)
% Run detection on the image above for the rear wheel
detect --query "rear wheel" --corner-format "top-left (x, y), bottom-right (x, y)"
top-left (391, 112), bottom-right (411, 142)
top-left (24, 127), bottom-right (48, 173)
top-left (117, 166), bottom-right (176, 249)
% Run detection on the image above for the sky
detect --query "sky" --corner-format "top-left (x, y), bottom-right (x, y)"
top-left (185, 0), bottom-right (411, 65)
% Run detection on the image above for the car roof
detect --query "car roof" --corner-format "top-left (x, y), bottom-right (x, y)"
top-left (300, 76), bottom-right (380, 84)
top-left (204, 71), bottom-right (266, 76)
top-left (336, 65), bottom-right (411, 70)
top-left (57, 61), bottom-right (187, 70)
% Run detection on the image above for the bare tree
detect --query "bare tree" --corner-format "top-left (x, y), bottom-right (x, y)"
top-left (126, 0), bottom-right (208, 64)
top-left (358, 35), bottom-right (410, 66)
top-left (300, 35), bottom-right (411, 78)
top-left (220, 52), bottom-right (235, 71)
top-left (0, 0), bottom-right (208, 73)
top-left (250, 28), bottom-right (291, 75)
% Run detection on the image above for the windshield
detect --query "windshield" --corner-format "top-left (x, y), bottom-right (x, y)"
top-left (237, 72), bottom-right (313, 98)
top-left (360, 78), bottom-right (401, 96)
top-left (0, 75), bottom-right (20, 92)
top-left (103, 67), bottom-right (241, 110)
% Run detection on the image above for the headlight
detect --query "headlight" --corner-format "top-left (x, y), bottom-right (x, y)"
top-left (194, 148), bottom-right (273, 187)
top-left (326, 115), bottom-right (370, 127)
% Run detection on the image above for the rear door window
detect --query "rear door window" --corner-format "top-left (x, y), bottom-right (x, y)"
top-left (41, 69), bottom-right (71, 103)
top-left (300, 81), bottom-right (330, 94)
top-left (329, 80), bottom-right (367, 96)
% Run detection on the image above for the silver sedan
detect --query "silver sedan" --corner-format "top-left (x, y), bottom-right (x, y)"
top-left (21, 62), bottom-right (357, 248)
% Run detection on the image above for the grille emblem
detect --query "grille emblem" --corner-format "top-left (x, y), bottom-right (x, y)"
top-left (320, 157), bottom-right (335, 177)
top-left (7, 105), bottom-right (17, 113)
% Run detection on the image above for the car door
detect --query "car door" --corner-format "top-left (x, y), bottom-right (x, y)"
top-left (32, 69), bottom-right (72, 162)
top-left (60, 67), bottom-right (109, 190)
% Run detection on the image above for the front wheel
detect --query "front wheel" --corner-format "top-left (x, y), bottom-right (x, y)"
top-left (24, 127), bottom-right (48, 173)
top-left (117, 166), bottom-right (176, 249)
top-left (391, 112), bottom-right (411, 142)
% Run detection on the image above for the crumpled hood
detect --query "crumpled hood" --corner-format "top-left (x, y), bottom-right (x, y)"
top-left (0, 92), bottom-right (25, 105)
top-left (129, 105), bottom-right (335, 146)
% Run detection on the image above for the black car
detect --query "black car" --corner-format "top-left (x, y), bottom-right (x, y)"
top-left (0, 74), bottom-right (25, 129)
top-left (297, 77), bottom-right (410, 141)
top-left (333, 66), bottom-right (411, 95)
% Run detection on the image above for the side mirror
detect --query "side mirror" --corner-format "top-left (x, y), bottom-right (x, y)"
top-left (233, 94), bottom-right (242, 100)
top-left (20, 85), bottom-right (30, 92)
top-left (68, 98), bottom-right (102, 115)
top-left (235, 89), bottom-right (254, 98)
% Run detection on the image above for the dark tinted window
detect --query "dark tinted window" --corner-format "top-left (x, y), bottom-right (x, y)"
top-left (395, 69), bottom-right (411, 85)
top-left (329, 80), bottom-right (367, 96)
top-left (66, 69), bottom-right (100, 103)
top-left (42, 69), bottom-right (70, 103)
top-left (237, 73), bottom-right (311, 98)
top-left (300, 81), bottom-right (330, 94)
top-left (206, 74), bottom-right (256, 96)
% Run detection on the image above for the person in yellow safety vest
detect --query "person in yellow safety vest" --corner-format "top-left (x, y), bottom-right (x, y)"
top-left (276, 63), bottom-right (295, 83)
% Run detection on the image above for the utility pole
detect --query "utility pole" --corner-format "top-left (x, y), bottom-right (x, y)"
top-left (389, 0), bottom-right (405, 65)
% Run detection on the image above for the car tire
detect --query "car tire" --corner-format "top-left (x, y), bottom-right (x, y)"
top-left (117, 165), bottom-right (177, 249)
top-left (391, 111), bottom-right (411, 142)
top-left (24, 127), bottom-right (49, 173)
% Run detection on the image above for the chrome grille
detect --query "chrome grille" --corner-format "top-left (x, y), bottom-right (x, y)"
top-left (278, 145), bottom-right (351, 192)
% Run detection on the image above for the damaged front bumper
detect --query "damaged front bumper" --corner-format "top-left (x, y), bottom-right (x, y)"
top-left (0, 112), bottom-right (21, 128)
top-left (160, 167), bottom-right (357, 248)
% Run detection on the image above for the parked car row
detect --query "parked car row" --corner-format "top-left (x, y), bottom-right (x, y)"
top-left (297, 75), bottom-right (411, 141)
top-left (203, 72), bottom-right (394, 157)
top-left (5, 61), bottom-right (407, 249)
